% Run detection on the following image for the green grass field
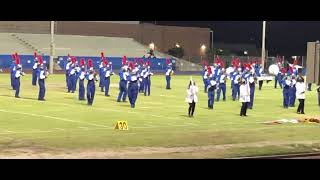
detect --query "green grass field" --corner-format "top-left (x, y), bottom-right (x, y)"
top-left (0, 73), bottom-right (320, 158)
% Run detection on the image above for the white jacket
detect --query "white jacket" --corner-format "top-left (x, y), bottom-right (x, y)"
top-left (295, 82), bottom-right (306, 99)
top-left (239, 83), bottom-right (251, 102)
top-left (185, 85), bottom-right (199, 103)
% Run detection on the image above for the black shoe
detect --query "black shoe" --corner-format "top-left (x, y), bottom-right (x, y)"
top-left (117, 100), bottom-right (121, 102)
top-left (244, 115), bottom-right (247, 116)
top-left (301, 112), bottom-right (305, 114)
top-left (106, 95), bottom-right (110, 97)
top-left (15, 96), bottom-right (20, 98)
top-left (38, 99), bottom-right (45, 101)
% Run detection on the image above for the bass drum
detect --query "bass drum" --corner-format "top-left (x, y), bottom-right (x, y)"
top-left (268, 64), bottom-right (279, 75)
top-left (226, 67), bottom-right (234, 76)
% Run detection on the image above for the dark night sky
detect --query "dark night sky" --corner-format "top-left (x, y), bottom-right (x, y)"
top-left (142, 21), bottom-right (320, 56)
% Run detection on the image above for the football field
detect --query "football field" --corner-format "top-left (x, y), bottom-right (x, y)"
top-left (0, 73), bottom-right (319, 158)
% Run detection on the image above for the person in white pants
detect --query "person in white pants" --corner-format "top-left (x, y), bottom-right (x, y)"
top-left (186, 80), bottom-right (199, 118)
top-left (239, 78), bottom-right (250, 117)
top-left (295, 76), bottom-right (306, 114)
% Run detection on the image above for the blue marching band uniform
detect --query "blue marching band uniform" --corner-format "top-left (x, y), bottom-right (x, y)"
top-left (142, 60), bottom-right (153, 96)
top-left (206, 68), bottom-right (217, 109)
top-left (127, 62), bottom-right (140, 108)
top-left (86, 59), bottom-right (98, 106)
top-left (37, 57), bottom-right (48, 101)
top-left (10, 54), bottom-right (17, 90)
top-left (117, 56), bottom-right (129, 102)
top-left (32, 52), bottom-right (39, 86)
top-left (165, 58), bottom-right (174, 90)
top-left (12, 54), bottom-right (25, 98)
top-left (102, 59), bottom-right (114, 97)
top-left (78, 58), bottom-right (86, 101)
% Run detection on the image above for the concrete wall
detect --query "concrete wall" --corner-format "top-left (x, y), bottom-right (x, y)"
top-left (0, 21), bottom-right (50, 34)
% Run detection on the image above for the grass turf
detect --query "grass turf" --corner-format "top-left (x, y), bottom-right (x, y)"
top-left (0, 73), bottom-right (319, 158)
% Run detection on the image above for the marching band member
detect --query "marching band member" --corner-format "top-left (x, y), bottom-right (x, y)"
top-left (117, 57), bottom-right (129, 102)
top-left (289, 75), bottom-right (297, 107)
top-left (99, 52), bottom-right (106, 92)
top-left (10, 53), bottom-right (17, 90)
top-left (103, 59), bottom-right (114, 97)
top-left (143, 60), bottom-right (153, 96)
top-left (281, 75), bottom-right (291, 108)
top-left (68, 57), bottom-right (77, 93)
top-left (275, 57), bottom-right (284, 89)
top-left (78, 58), bottom-right (86, 101)
top-left (255, 63), bottom-right (264, 90)
top-left (202, 64), bottom-right (209, 93)
top-left (13, 55), bottom-right (25, 98)
top-left (207, 67), bottom-right (217, 109)
top-left (86, 59), bottom-right (98, 106)
top-left (32, 52), bottom-right (39, 86)
top-left (127, 61), bottom-right (139, 108)
top-left (247, 66), bottom-right (257, 109)
top-left (65, 54), bottom-right (72, 89)
top-left (37, 57), bottom-right (49, 101)
top-left (216, 69), bottom-right (227, 102)
top-left (296, 75), bottom-right (306, 114)
top-left (239, 78), bottom-right (250, 116)
top-left (186, 78), bottom-right (198, 117)
top-left (232, 68), bottom-right (241, 101)
top-left (74, 59), bottom-right (80, 91)
top-left (165, 58), bottom-right (174, 90)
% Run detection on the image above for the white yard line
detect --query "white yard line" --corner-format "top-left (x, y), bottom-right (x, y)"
top-left (0, 109), bottom-right (110, 128)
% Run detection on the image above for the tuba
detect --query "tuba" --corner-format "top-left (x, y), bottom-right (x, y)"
top-left (268, 64), bottom-right (280, 75)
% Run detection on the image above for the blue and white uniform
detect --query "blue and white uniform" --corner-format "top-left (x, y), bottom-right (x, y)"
top-left (78, 68), bottom-right (86, 100)
top-left (32, 58), bottom-right (39, 86)
top-left (68, 64), bottom-right (76, 93)
top-left (86, 69), bottom-right (97, 105)
top-left (13, 64), bottom-right (24, 98)
top-left (10, 61), bottom-right (16, 90)
top-left (143, 66), bottom-right (153, 96)
top-left (289, 76), bottom-right (297, 107)
top-left (65, 58), bottom-right (72, 88)
top-left (99, 61), bottom-right (105, 92)
top-left (216, 71), bottom-right (227, 102)
top-left (165, 64), bottom-right (173, 89)
top-left (202, 68), bottom-right (209, 93)
top-left (103, 63), bottom-right (114, 96)
top-left (117, 67), bottom-right (129, 102)
top-left (247, 73), bottom-right (256, 109)
top-left (207, 75), bottom-right (217, 109)
top-left (37, 65), bottom-right (48, 101)
top-left (127, 69), bottom-right (139, 108)
top-left (282, 76), bottom-right (291, 108)
top-left (232, 71), bottom-right (241, 101)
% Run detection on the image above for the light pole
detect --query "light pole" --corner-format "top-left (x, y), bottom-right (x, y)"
top-left (210, 30), bottom-right (213, 50)
top-left (49, 21), bottom-right (55, 74)
top-left (261, 21), bottom-right (266, 70)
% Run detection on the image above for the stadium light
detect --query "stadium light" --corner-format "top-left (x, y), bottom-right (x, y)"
top-left (149, 43), bottom-right (155, 50)
top-left (175, 43), bottom-right (180, 48)
top-left (261, 21), bottom-right (266, 70)
top-left (201, 44), bottom-right (206, 51)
